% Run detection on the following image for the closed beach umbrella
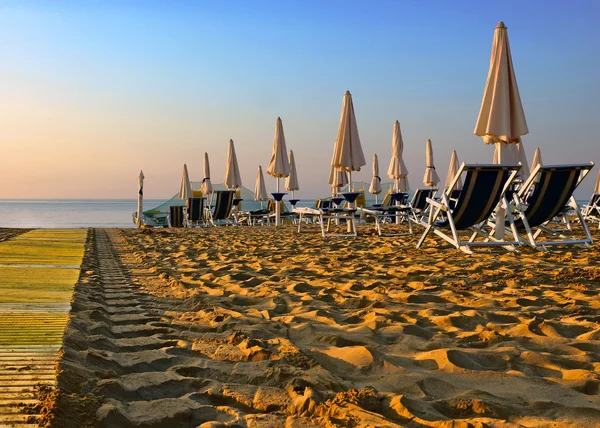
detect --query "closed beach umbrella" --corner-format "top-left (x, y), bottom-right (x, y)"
top-left (331, 90), bottom-right (366, 191)
top-left (445, 150), bottom-right (463, 190)
top-left (224, 139), bottom-right (242, 189)
top-left (201, 152), bottom-right (213, 195)
top-left (369, 154), bottom-right (382, 202)
top-left (285, 150), bottom-right (300, 199)
top-left (388, 120), bottom-right (409, 192)
top-left (179, 164), bottom-right (192, 200)
top-left (267, 117), bottom-right (291, 186)
top-left (267, 117), bottom-right (290, 226)
top-left (475, 21), bottom-right (528, 237)
top-left (136, 170), bottom-right (144, 227)
top-left (595, 169), bottom-right (600, 194)
top-left (475, 21), bottom-right (528, 158)
top-left (254, 166), bottom-right (268, 206)
top-left (423, 139), bottom-right (440, 187)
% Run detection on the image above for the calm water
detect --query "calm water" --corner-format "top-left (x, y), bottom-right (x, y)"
top-left (0, 199), bottom-right (316, 228)
top-left (0, 199), bottom-right (165, 228)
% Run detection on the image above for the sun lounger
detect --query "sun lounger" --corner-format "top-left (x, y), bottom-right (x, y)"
top-left (267, 199), bottom-right (295, 224)
top-left (506, 163), bottom-right (594, 251)
top-left (294, 202), bottom-right (357, 237)
top-left (168, 205), bottom-right (184, 228)
top-left (359, 192), bottom-right (412, 236)
top-left (417, 163), bottom-right (521, 253)
top-left (205, 190), bottom-right (236, 226)
top-left (185, 197), bottom-right (205, 227)
top-left (239, 208), bottom-right (270, 226)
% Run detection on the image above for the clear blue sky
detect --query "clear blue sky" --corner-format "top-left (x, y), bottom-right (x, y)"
top-left (1, 0), bottom-right (599, 198)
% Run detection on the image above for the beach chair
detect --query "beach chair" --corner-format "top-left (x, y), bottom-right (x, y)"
top-left (506, 163), bottom-right (594, 251)
top-left (238, 207), bottom-right (270, 226)
top-left (582, 193), bottom-right (600, 229)
top-left (205, 190), bottom-right (236, 226)
top-left (416, 163), bottom-right (521, 253)
top-left (168, 205), bottom-right (184, 228)
top-left (185, 197), bottom-right (205, 227)
top-left (294, 199), bottom-right (357, 238)
top-left (359, 192), bottom-right (412, 236)
top-left (267, 199), bottom-right (295, 224)
top-left (409, 188), bottom-right (437, 223)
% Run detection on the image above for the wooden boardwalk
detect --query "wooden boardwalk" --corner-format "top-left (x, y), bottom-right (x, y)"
top-left (0, 230), bottom-right (86, 427)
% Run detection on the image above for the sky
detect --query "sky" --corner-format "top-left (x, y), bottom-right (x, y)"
top-left (1, 0), bottom-right (599, 199)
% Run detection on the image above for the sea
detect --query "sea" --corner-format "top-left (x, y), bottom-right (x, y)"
top-left (0, 199), bottom-right (317, 228)
top-left (1, 198), bottom-right (590, 229)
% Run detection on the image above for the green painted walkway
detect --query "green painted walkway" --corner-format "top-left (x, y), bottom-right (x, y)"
top-left (0, 229), bottom-right (86, 427)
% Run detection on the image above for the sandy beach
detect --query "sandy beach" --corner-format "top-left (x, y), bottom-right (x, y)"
top-left (32, 224), bottom-right (600, 427)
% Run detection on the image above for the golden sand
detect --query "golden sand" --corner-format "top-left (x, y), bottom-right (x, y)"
top-left (46, 225), bottom-right (600, 427)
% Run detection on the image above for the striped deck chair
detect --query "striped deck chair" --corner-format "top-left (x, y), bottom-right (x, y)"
top-left (168, 205), bottom-right (184, 228)
top-left (582, 193), bottom-right (600, 229)
top-left (417, 164), bottom-right (521, 253)
top-left (508, 163), bottom-right (594, 251)
top-left (185, 197), bottom-right (205, 227)
top-left (205, 191), bottom-right (236, 226)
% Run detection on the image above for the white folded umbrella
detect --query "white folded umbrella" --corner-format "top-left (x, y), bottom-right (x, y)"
top-left (285, 149), bottom-right (299, 198)
top-left (445, 150), bottom-right (462, 190)
top-left (254, 165), bottom-right (268, 204)
top-left (136, 170), bottom-right (144, 227)
top-left (224, 139), bottom-right (242, 189)
top-left (179, 164), bottom-right (192, 200)
top-left (388, 120), bottom-right (409, 192)
top-left (369, 154), bottom-right (382, 197)
top-left (423, 139), bottom-right (440, 187)
top-left (201, 152), bottom-right (213, 194)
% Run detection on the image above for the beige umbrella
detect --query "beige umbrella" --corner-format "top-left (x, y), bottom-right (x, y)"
top-left (475, 21), bottom-right (528, 237)
top-left (201, 152), bottom-right (213, 195)
top-left (331, 90), bottom-right (366, 191)
top-left (136, 170), bottom-right (144, 227)
top-left (369, 154), bottom-right (382, 203)
top-left (267, 117), bottom-right (291, 186)
top-left (595, 169), bottom-right (600, 194)
top-left (267, 117), bottom-right (290, 226)
top-left (254, 165), bottom-right (268, 208)
top-left (285, 150), bottom-right (299, 199)
top-left (179, 164), bottom-right (192, 200)
top-left (388, 120), bottom-right (409, 192)
top-left (475, 21), bottom-right (528, 150)
top-left (445, 150), bottom-right (463, 190)
top-left (423, 139), bottom-right (440, 187)
top-left (224, 139), bottom-right (242, 189)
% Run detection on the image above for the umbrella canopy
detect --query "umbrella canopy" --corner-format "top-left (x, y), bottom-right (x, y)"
top-left (369, 154), bottom-right (382, 195)
top-left (329, 165), bottom-right (348, 194)
top-left (267, 117), bottom-right (291, 179)
top-left (445, 150), bottom-right (463, 190)
top-left (285, 150), bottom-right (299, 192)
top-left (331, 90), bottom-right (366, 175)
top-left (423, 139), bottom-right (440, 187)
top-left (179, 164), bottom-right (192, 200)
top-left (201, 152), bottom-right (213, 194)
top-left (136, 170), bottom-right (144, 227)
top-left (531, 147), bottom-right (542, 172)
top-left (388, 120), bottom-right (409, 191)
top-left (224, 139), bottom-right (242, 189)
top-left (254, 166), bottom-right (268, 201)
top-left (474, 21), bottom-right (528, 148)
top-left (595, 169), bottom-right (600, 194)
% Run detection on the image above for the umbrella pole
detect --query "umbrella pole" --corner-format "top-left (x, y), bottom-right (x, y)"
top-left (276, 178), bottom-right (281, 226)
